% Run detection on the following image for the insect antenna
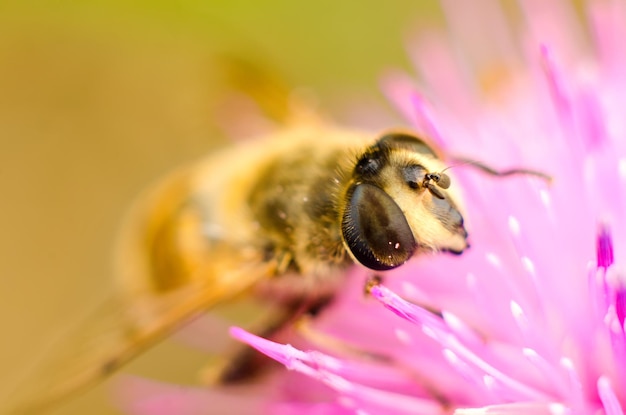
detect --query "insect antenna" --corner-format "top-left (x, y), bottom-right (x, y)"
top-left (451, 157), bottom-right (552, 182)
top-left (422, 167), bottom-right (454, 199)
top-left (422, 158), bottom-right (550, 200)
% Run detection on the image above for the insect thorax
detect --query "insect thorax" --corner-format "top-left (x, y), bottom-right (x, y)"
top-left (247, 145), bottom-right (353, 277)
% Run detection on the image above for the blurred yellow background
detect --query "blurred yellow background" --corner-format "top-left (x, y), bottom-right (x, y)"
top-left (0, 1), bottom-right (440, 414)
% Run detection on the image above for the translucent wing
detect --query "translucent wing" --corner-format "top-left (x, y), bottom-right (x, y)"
top-left (4, 162), bottom-right (276, 414)
top-left (4, 257), bottom-right (273, 415)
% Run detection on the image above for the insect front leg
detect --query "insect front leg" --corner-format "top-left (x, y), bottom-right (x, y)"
top-left (214, 294), bottom-right (335, 384)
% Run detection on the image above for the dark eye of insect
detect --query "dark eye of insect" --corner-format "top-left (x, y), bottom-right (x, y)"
top-left (402, 165), bottom-right (426, 190)
top-left (341, 183), bottom-right (417, 271)
top-left (355, 151), bottom-right (384, 178)
top-left (375, 132), bottom-right (437, 157)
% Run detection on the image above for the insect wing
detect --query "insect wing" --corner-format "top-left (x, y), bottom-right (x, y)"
top-left (4, 260), bottom-right (271, 415)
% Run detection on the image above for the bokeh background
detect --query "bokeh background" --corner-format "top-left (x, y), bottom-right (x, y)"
top-left (0, 1), bottom-right (442, 414)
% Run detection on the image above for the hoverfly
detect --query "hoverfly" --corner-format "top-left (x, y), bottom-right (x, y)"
top-left (6, 103), bottom-right (551, 414)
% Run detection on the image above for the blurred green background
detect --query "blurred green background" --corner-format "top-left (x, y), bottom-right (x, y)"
top-left (0, 1), bottom-right (441, 414)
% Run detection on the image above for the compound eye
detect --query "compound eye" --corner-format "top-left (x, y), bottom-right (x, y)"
top-left (376, 132), bottom-right (437, 157)
top-left (341, 183), bottom-right (417, 271)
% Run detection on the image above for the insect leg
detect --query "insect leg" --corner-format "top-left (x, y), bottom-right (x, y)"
top-left (217, 295), bottom-right (335, 384)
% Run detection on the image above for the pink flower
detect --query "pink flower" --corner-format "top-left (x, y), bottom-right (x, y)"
top-left (116, 1), bottom-right (626, 414)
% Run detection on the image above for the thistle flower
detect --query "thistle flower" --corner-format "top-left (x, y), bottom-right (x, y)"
top-left (116, 1), bottom-right (626, 414)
